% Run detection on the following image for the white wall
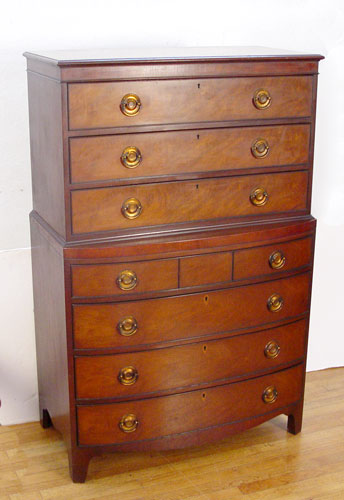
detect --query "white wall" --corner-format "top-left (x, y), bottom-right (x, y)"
top-left (0, 0), bottom-right (343, 425)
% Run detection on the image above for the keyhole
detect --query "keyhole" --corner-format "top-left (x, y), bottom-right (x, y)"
top-left (203, 345), bottom-right (207, 352)
top-left (198, 83), bottom-right (201, 89)
top-left (196, 184), bottom-right (199, 190)
top-left (204, 295), bottom-right (208, 303)
top-left (197, 134), bottom-right (200, 140)
top-left (202, 393), bottom-right (206, 399)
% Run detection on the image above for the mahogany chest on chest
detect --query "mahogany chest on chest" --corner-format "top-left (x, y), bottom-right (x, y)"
top-left (25, 47), bottom-right (323, 482)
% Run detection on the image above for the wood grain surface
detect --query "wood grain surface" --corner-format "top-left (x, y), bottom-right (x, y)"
top-left (71, 171), bottom-right (309, 234)
top-left (70, 124), bottom-right (310, 183)
top-left (73, 273), bottom-right (310, 349)
top-left (68, 76), bottom-right (312, 130)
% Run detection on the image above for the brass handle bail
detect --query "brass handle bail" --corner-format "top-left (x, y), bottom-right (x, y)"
top-left (121, 146), bottom-right (142, 168)
top-left (120, 93), bottom-right (141, 116)
top-left (264, 340), bottom-right (281, 359)
top-left (250, 187), bottom-right (269, 207)
top-left (251, 138), bottom-right (270, 158)
top-left (117, 316), bottom-right (138, 336)
top-left (253, 89), bottom-right (272, 109)
top-left (118, 366), bottom-right (138, 386)
top-left (267, 293), bottom-right (284, 312)
top-left (122, 198), bottom-right (142, 219)
top-left (119, 413), bottom-right (139, 433)
top-left (116, 270), bottom-right (138, 291)
top-left (262, 385), bottom-right (278, 404)
top-left (269, 250), bottom-right (286, 270)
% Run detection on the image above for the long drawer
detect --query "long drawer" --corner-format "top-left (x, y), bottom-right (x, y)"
top-left (68, 76), bottom-right (312, 130)
top-left (73, 273), bottom-right (310, 349)
top-left (70, 124), bottom-right (310, 183)
top-left (71, 171), bottom-right (308, 234)
top-left (75, 319), bottom-right (306, 399)
top-left (77, 363), bottom-right (304, 445)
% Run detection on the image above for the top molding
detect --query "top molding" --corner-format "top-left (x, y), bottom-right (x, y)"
top-left (24, 46), bottom-right (324, 82)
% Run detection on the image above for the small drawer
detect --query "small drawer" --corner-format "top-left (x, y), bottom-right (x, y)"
top-left (71, 171), bottom-right (308, 235)
top-left (75, 319), bottom-right (306, 399)
top-left (73, 273), bottom-right (310, 349)
top-left (234, 237), bottom-right (313, 280)
top-left (180, 251), bottom-right (232, 288)
top-left (68, 76), bottom-right (312, 130)
top-left (72, 259), bottom-right (178, 298)
top-left (69, 124), bottom-right (310, 184)
top-left (77, 364), bottom-right (303, 445)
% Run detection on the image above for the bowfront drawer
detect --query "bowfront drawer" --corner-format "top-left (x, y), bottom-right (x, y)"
top-left (77, 363), bottom-right (303, 445)
top-left (72, 259), bottom-right (178, 298)
top-left (71, 171), bottom-right (308, 234)
top-left (68, 76), bottom-right (312, 130)
top-left (75, 319), bottom-right (306, 399)
top-left (73, 273), bottom-right (310, 349)
top-left (70, 124), bottom-right (310, 183)
top-left (234, 236), bottom-right (313, 280)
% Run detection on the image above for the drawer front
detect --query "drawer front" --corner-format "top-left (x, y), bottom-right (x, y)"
top-left (72, 259), bottom-right (178, 298)
top-left (71, 171), bottom-right (308, 234)
top-left (68, 76), bottom-right (312, 130)
top-left (77, 364), bottom-right (303, 445)
top-left (179, 251), bottom-right (232, 288)
top-left (73, 273), bottom-right (310, 349)
top-left (70, 124), bottom-right (310, 183)
top-left (234, 237), bottom-right (313, 280)
top-left (75, 319), bottom-right (306, 399)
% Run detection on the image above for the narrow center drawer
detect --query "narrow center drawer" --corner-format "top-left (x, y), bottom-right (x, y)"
top-left (75, 319), bottom-right (306, 399)
top-left (71, 171), bottom-right (308, 235)
top-left (68, 76), bottom-right (312, 130)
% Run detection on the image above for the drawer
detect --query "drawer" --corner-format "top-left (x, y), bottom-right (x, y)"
top-left (234, 237), bottom-right (313, 280)
top-left (68, 76), bottom-right (312, 130)
top-left (77, 363), bottom-right (303, 445)
top-left (72, 259), bottom-right (178, 298)
top-left (71, 171), bottom-right (308, 235)
top-left (75, 319), bottom-right (306, 399)
top-left (180, 251), bottom-right (232, 288)
top-left (73, 273), bottom-right (310, 349)
top-left (70, 124), bottom-right (310, 184)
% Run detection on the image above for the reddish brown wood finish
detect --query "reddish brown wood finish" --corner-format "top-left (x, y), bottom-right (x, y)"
top-left (233, 236), bottom-right (312, 280)
top-left (68, 76), bottom-right (312, 130)
top-left (69, 124), bottom-right (310, 183)
top-left (72, 258), bottom-right (178, 298)
top-left (25, 48), bottom-right (322, 482)
top-left (77, 364), bottom-right (304, 445)
top-left (73, 273), bottom-right (310, 349)
top-left (75, 319), bottom-right (306, 399)
top-left (71, 171), bottom-right (309, 234)
top-left (179, 251), bottom-right (232, 288)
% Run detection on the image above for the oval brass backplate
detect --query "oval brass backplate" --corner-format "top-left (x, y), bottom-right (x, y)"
top-left (269, 250), bottom-right (286, 270)
top-left (116, 270), bottom-right (138, 291)
top-left (120, 93), bottom-right (141, 116)
top-left (117, 316), bottom-right (138, 336)
top-left (253, 89), bottom-right (272, 109)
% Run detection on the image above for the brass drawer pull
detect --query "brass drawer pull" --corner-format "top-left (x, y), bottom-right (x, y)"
top-left (253, 89), bottom-right (271, 109)
top-left (251, 138), bottom-right (269, 158)
top-left (269, 250), bottom-right (286, 270)
top-left (262, 385), bottom-right (278, 404)
top-left (250, 187), bottom-right (268, 207)
top-left (122, 197), bottom-right (142, 219)
top-left (120, 93), bottom-right (141, 116)
top-left (119, 413), bottom-right (139, 433)
top-left (117, 316), bottom-right (138, 336)
top-left (121, 146), bottom-right (142, 169)
top-left (116, 270), bottom-right (138, 291)
top-left (264, 340), bottom-right (281, 359)
top-left (118, 366), bottom-right (138, 386)
top-left (267, 293), bottom-right (284, 313)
